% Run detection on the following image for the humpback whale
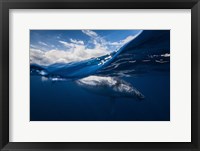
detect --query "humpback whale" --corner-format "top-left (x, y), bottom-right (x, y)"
top-left (76, 76), bottom-right (145, 100)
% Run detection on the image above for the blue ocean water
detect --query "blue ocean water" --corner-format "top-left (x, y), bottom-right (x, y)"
top-left (30, 30), bottom-right (170, 121)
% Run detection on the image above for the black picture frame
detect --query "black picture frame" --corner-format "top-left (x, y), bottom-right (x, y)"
top-left (0, 0), bottom-right (199, 150)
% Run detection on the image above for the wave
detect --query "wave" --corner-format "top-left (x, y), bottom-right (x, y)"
top-left (30, 30), bottom-right (170, 80)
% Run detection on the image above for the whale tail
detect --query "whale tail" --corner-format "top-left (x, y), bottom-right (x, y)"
top-left (137, 93), bottom-right (145, 100)
top-left (132, 88), bottom-right (145, 100)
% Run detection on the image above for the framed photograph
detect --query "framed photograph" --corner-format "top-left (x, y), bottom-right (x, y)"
top-left (0, 0), bottom-right (199, 150)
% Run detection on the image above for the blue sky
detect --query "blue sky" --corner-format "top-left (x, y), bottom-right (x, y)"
top-left (30, 30), bottom-right (142, 65)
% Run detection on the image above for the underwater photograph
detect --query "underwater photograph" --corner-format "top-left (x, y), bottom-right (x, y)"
top-left (30, 30), bottom-right (170, 121)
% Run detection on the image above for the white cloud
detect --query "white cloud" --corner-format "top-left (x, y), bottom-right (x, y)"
top-left (122, 35), bottom-right (137, 44)
top-left (108, 32), bottom-right (142, 48)
top-left (30, 44), bottom-right (38, 48)
top-left (31, 43), bottom-right (50, 51)
top-left (31, 30), bottom-right (142, 65)
top-left (38, 41), bottom-right (48, 46)
top-left (59, 40), bottom-right (75, 48)
top-left (30, 46), bottom-right (108, 66)
top-left (70, 39), bottom-right (84, 45)
top-left (82, 30), bottom-right (98, 37)
top-left (82, 30), bottom-right (141, 51)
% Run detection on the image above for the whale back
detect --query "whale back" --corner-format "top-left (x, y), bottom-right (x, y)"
top-left (76, 76), bottom-right (144, 100)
